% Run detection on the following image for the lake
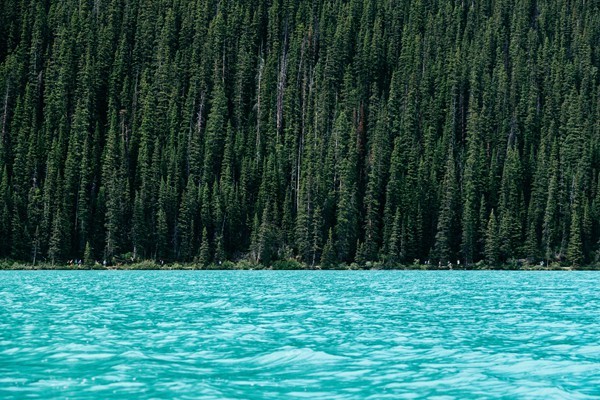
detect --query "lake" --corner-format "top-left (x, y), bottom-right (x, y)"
top-left (0, 271), bottom-right (599, 399)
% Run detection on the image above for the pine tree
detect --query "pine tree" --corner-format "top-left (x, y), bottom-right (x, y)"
top-left (156, 207), bottom-right (169, 261)
top-left (433, 148), bottom-right (458, 263)
top-left (257, 202), bottom-right (280, 266)
top-left (335, 110), bottom-right (359, 262)
top-left (543, 139), bottom-right (561, 263)
top-left (84, 241), bottom-right (93, 266)
top-left (567, 178), bottom-right (584, 267)
top-left (485, 210), bottom-right (500, 266)
top-left (386, 207), bottom-right (402, 265)
top-left (202, 82), bottom-right (228, 184)
top-left (567, 205), bottom-right (583, 268)
top-left (320, 228), bottom-right (337, 269)
top-left (197, 227), bottom-right (211, 267)
top-left (498, 145), bottom-right (523, 261)
top-left (214, 233), bottom-right (226, 265)
top-left (48, 206), bottom-right (66, 265)
top-left (0, 168), bottom-right (11, 257)
top-left (461, 98), bottom-right (484, 266)
top-left (103, 109), bottom-right (128, 260)
top-left (178, 178), bottom-right (198, 261)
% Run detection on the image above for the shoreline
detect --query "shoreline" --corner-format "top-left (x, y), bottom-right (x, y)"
top-left (1, 260), bottom-right (595, 271)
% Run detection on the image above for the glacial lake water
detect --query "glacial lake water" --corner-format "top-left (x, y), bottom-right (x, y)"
top-left (0, 271), bottom-right (599, 399)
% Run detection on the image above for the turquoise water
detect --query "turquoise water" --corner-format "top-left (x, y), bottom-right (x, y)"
top-left (0, 271), bottom-right (599, 399)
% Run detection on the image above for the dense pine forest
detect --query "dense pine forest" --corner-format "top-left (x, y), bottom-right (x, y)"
top-left (0, 0), bottom-right (599, 268)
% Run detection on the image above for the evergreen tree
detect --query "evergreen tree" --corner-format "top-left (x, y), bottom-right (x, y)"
top-left (84, 241), bottom-right (93, 266)
top-left (335, 110), bottom-right (359, 262)
top-left (178, 178), bottom-right (198, 261)
top-left (485, 210), bottom-right (500, 266)
top-left (197, 227), bottom-right (211, 267)
top-left (320, 228), bottom-right (337, 268)
top-left (567, 179), bottom-right (584, 267)
top-left (433, 148), bottom-right (458, 263)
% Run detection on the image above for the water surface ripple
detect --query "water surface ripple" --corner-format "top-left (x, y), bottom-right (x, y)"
top-left (0, 271), bottom-right (599, 399)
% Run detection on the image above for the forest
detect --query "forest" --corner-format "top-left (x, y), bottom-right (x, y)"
top-left (0, 0), bottom-right (599, 268)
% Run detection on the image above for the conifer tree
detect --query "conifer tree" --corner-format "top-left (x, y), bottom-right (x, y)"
top-left (335, 110), bottom-right (359, 262)
top-left (433, 148), bottom-right (458, 263)
top-left (198, 227), bottom-right (211, 267)
top-left (84, 241), bottom-right (93, 266)
top-left (178, 178), bottom-right (198, 261)
top-left (485, 210), bottom-right (500, 266)
top-left (320, 228), bottom-right (337, 269)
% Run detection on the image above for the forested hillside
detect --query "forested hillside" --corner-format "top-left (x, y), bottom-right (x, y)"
top-left (0, 0), bottom-right (599, 267)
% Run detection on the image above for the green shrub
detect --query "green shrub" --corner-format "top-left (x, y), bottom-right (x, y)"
top-left (271, 259), bottom-right (303, 270)
top-left (129, 260), bottom-right (159, 270)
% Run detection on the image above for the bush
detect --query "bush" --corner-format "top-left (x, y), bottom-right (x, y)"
top-left (271, 259), bottom-right (303, 270)
top-left (237, 260), bottom-right (262, 270)
top-left (129, 260), bottom-right (159, 270)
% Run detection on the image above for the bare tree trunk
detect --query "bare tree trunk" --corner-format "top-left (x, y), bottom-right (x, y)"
top-left (276, 29), bottom-right (289, 143)
top-left (1, 83), bottom-right (8, 144)
top-left (256, 53), bottom-right (264, 161)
